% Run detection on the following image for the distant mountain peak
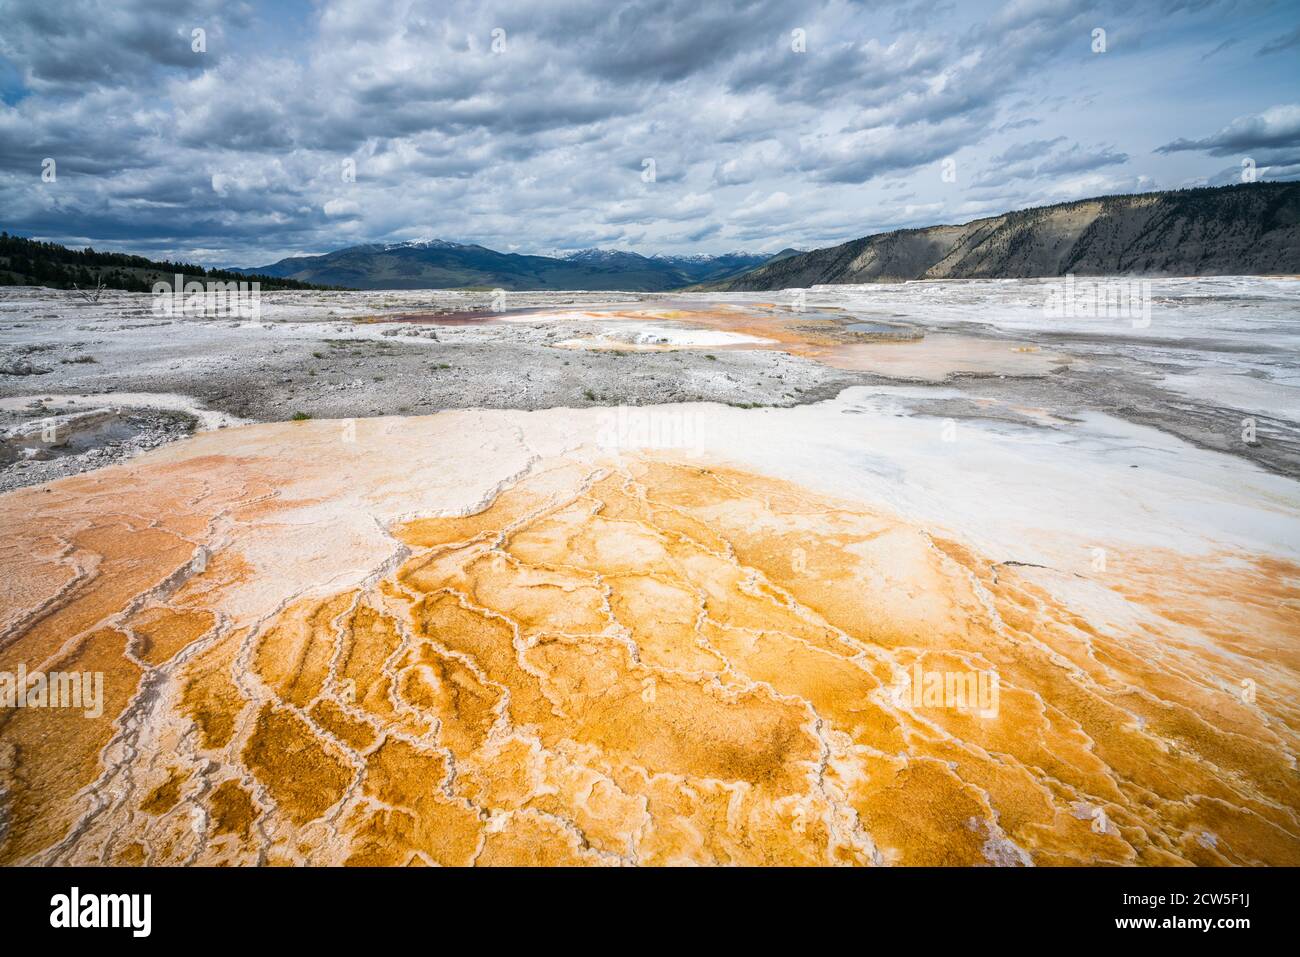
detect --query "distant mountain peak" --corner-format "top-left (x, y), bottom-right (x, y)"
top-left (650, 250), bottom-right (764, 264)
top-left (383, 237), bottom-right (465, 251)
top-left (236, 237), bottom-right (802, 290)
top-left (562, 248), bottom-right (648, 263)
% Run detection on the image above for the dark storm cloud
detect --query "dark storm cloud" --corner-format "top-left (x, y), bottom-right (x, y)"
top-left (1156, 105), bottom-right (1300, 155)
top-left (0, 0), bottom-right (232, 90)
top-left (801, 112), bottom-right (993, 184)
top-left (0, 91), bottom-right (161, 174)
top-left (1036, 143), bottom-right (1128, 175)
top-left (971, 140), bottom-right (1130, 187)
top-left (524, 0), bottom-right (797, 84)
top-left (993, 138), bottom-right (1068, 164)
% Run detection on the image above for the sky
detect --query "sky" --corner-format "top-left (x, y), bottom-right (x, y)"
top-left (1, 0), bottom-right (1298, 267)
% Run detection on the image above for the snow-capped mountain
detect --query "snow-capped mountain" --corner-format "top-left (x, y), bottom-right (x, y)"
top-left (238, 242), bottom-right (787, 290)
top-left (560, 248), bottom-right (774, 283)
top-left (382, 237), bottom-right (471, 251)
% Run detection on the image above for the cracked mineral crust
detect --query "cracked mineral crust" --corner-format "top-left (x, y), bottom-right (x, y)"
top-left (1, 403), bottom-right (1297, 866)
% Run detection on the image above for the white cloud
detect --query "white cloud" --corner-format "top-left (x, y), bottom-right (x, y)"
top-left (323, 198), bottom-right (362, 218)
top-left (0, 0), bottom-right (1290, 264)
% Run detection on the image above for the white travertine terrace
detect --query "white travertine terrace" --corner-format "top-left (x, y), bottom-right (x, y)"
top-left (1, 390), bottom-right (1296, 865)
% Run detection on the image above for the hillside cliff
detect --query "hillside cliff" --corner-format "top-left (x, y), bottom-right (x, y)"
top-left (713, 182), bottom-right (1300, 290)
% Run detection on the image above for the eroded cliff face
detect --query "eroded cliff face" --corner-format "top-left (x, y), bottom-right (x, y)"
top-left (1, 412), bottom-right (1296, 866)
top-left (717, 182), bottom-right (1300, 289)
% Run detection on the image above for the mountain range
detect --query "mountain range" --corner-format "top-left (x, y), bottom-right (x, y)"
top-left (236, 183), bottom-right (1298, 293)
top-left (234, 241), bottom-right (800, 291)
top-left (9, 183), bottom-right (1297, 296)
top-left (707, 182), bottom-right (1300, 291)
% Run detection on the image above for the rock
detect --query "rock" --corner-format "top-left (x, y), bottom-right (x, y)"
top-left (0, 358), bottom-right (51, 376)
top-left (1, 408), bottom-right (118, 451)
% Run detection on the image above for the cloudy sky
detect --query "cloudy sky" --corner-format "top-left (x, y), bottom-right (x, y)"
top-left (1, 0), bottom-right (1297, 267)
